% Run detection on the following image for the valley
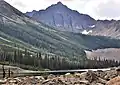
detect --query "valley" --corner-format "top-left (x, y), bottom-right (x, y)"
top-left (0, 0), bottom-right (120, 85)
top-left (0, 0), bottom-right (119, 73)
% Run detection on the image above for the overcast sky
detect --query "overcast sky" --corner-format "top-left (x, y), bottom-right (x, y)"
top-left (4, 0), bottom-right (120, 20)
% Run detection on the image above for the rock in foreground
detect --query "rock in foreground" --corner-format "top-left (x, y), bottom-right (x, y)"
top-left (0, 68), bottom-right (120, 85)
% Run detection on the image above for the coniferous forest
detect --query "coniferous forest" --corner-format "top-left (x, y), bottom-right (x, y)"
top-left (0, 0), bottom-right (120, 71)
top-left (0, 45), bottom-right (120, 71)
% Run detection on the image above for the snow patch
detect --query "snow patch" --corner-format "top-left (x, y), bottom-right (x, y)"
top-left (89, 25), bottom-right (95, 28)
top-left (81, 30), bottom-right (92, 35)
top-left (56, 24), bottom-right (62, 27)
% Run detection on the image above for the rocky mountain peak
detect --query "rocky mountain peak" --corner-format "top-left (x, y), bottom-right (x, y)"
top-left (46, 1), bottom-right (68, 11)
top-left (25, 2), bottom-right (96, 33)
top-left (57, 1), bottom-right (63, 5)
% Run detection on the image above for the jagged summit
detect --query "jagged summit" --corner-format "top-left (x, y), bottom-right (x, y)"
top-left (25, 2), bottom-right (120, 39)
top-left (55, 1), bottom-right (68, 9)
top-left (46, 1), bottom-right (68, 10)
top-left (26, 2), bottom-right (96, 32)
top-left (57, 1), bottom-right (63, 5)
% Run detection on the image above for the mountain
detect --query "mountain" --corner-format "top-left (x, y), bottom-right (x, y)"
top-left (1, 0), bottom-right (120, 56)
top-left (26, 2), bottom-right (96, 33)
top-left (1, 0), bottom-right (120, 69)
top-left (88, 20), bottom-right (120, 39)
top-left (26, 2), bottom-right (120, 39)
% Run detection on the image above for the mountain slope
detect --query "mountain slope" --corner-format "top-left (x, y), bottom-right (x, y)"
top-left (26, 2), bottom-right (96, 33)
top-left (26, 2), bottom-right (120, 39)
top-left (88, 20), bottom-right (120, 39)
top-left (85, 48), bottom-right (120, 61)
top-left (1, 0), bottom-right (120, 61)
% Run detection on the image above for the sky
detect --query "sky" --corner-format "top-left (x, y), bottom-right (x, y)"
top-left (4, 0), bottom-right (120, 20)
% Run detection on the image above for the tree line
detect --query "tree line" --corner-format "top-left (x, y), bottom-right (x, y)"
top-left (0, 45), bottom-right (120, 70)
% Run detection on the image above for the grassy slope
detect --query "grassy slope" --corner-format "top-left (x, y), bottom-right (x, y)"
top-left (1, 15), bottom-right (120, 59)
top-left (0, 1), bottom-right (120, 61)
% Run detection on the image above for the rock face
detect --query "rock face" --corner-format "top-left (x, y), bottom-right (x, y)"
top-left (1, 68), bottom-right (120, 85)
top-left (26, 2), bottom-right (120, 39)
top-left (26, 2), bottom-right (96, 33)
top-left (89, 20), bottom-right (120, 39)
top-left (0, 0), bottom-right (26, 21)
top-left (107, 76), bottom-right (120, 85)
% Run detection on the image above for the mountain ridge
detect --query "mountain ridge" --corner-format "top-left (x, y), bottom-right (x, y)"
top-left (1, 0), bottom-right (120, 56)
top-left (26, 2), bottom-right (120, 39)
top-left (26, 2), bottom-right (96, 33)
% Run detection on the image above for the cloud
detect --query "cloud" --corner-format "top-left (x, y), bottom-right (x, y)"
top-left (13, 1), bottom-right (26, 7)
top-left (4, 0), bottom-right (87, 13)
top-left (4, 0), bottom-right (120, 20)
top-left (95, 0), bottom-right (120, 20)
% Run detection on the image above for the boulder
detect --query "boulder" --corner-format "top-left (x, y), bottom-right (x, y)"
top-left (65, 73), bottom-right (71, 76)
top-left (0, 79), bottom-right (7, 84)
top-left (65, 73), bottom-right (73, 78)
top-left (78, 72), bottom-right (87, 80)
top-left (85, 70), bottom-right (98, 83)
top-left (104, 70), bottom-right (118, 80)
top-left (74, 80), bottom-right (89, 84)
top-left (47, 74), bottom-right (56, 79)
top-left (84, 70), bottom-right (107, 84)
top-left (116, 67), bottom-right (120, 75)
top-left (107, 76), bottom-right (120, 85)
top-left (95, 70), bottom-right (107, 79)
top-left (74, 73), bottom-right (81, 78)
top-left (35, 76), bottom-right (44, 80)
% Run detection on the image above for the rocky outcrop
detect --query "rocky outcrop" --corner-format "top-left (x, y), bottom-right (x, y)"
top-left (0, 68), bottom-right (120, 85)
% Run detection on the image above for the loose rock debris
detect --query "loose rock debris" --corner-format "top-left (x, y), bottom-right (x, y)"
top-left (0, 68), bottom-right (120, 85)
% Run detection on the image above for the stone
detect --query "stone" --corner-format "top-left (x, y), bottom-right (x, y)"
top-left (97, 77), bottom-right (107, 84)
top-left (8, 79), bottom-right (18, 84)
top-left (96, 72), bottom-right (106, 79)
top-left (1, 69), bottom-right (120, 85)
top-left (47, 74), bottom-right (56, 79)
top-left (35, 76), bottom-right (44, 80)
top-left (0, 79), bottom-right (7, 84)
top-left (79, 80), bottom-right (89, 84)
top-left (104, 70), bottom-right (118, 80)
top-left (65, 73), bottom-right (71, 76)
top-left (107, 76), bottom-right (120, 85)
top-left (96, 83), bottom-right (104, 85)
top-left (42, 79), bottom-right (51, 84)
top-left (74, 73), bottom-right (81, 78)
top-left (116, 67), bottom-right (120, 75)
top-left (85, 70), bottom-right (98, 83)
top-left (65, 73), bottom-right (73, 78)
top-left (79, 72), bottom-right (87, 80)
